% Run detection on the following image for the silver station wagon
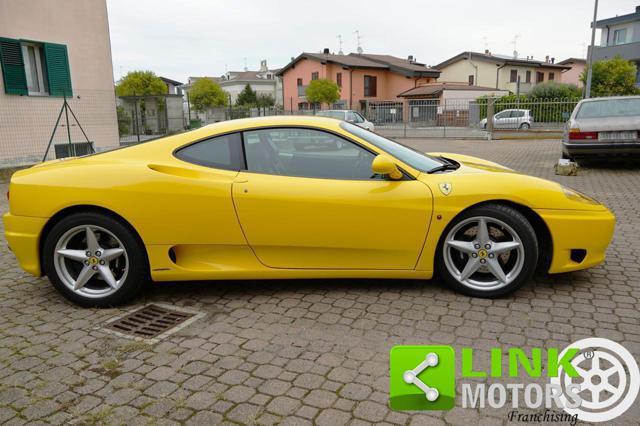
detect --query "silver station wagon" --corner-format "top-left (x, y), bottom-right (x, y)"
top-left (562, 96), bottom-right (640, 160)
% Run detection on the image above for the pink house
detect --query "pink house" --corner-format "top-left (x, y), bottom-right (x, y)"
top-left (277, 50), bottom-right (440, 112)
top-left (558, 58), bottom-right (586, 87)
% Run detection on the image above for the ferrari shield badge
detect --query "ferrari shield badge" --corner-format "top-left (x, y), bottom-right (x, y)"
top-left (438, 182), bottom-right (452, 196)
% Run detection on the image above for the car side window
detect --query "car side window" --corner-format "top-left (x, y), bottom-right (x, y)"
top-left (495, 111), bottom-right (508, 119)
top-left (242, 128), bottom-right (381, 180)
top-left (175, 133), bottom-right (244, 170)
top-left (354, 112), bottom-right (366, 123)
top-left (511, 111), bottom-right (525, 118)
top-left (346, 111), bottom-right (357, 122)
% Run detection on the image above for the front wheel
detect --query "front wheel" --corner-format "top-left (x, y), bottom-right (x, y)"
top-left (436, 204), bottom-right (538, 298)
top-left (43, 212), bottom-right (148, 307)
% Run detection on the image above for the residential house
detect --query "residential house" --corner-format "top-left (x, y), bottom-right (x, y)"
top-left (160, 76), bottom-right (184, 95)
top-left (0, 0), bottom-right (118, 165)
top-left (277, 50), bottom-right (440, 118)
top-left (589, 5), bottom-right (640, 86)
top-left (398, 82), bottom-right (508, 126)
top-left (557, 58), bottom-right (586, 87)
top-left (434, 51), bottom-right (571, 94)
top-left (219, 60), bottom-right (282, 106)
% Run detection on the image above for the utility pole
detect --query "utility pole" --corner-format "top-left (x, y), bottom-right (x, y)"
top-left (585, 0), bottom-right (599, 99)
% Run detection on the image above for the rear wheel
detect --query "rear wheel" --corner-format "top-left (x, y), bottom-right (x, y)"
top-left (519, 122), bottom-right (530, 130)
top-left (43, 212), bottom-right (148, 307)
top-left (436, 204), bottom-right (538, 298)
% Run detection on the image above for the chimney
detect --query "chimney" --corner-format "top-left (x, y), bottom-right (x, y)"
top-left (323, 48), bottom-right (330, 54)
top-left (636, 5), bottom-right (640, 12)
top-left (545, 55), bottom-right (550, 63)
top-left (551, 57), bottom-right (555, 64)
top-left (259, 59), bottom-right (268, 72)
top-left (408, 55), bottom-right (414, 63)
top-left (484, 49), bottom-right (490, 55)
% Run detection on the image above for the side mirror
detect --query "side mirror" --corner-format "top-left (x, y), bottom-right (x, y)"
top-left (372, 155), bottom-right (403, 180)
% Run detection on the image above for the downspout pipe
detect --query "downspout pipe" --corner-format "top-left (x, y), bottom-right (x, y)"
top-left (496, 62), bottom-right (507, 89)
top-left (467, 52), bottom-right (478, 85)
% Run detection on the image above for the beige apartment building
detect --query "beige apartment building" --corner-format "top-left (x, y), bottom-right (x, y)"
top-left (0, 0), bottom-right (118, 166)
top-left (435, 51), bottom-right (571, 94)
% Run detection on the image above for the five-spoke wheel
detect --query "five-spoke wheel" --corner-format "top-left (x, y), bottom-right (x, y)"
top-left (43, 212), bottom-right (147, 307)
top-left (437, 204), bottom-right (538, 297)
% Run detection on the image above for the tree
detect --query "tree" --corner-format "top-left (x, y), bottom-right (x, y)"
top-left (529, 81), bottom-right (581, 99)
top-left (189, 78), bottom-right (227, 112)
top-left (580, 56), bottom-right (639, 97)
top-left (256, 93), bottom-right (275, 108)
top-left (305, 79), bottom-right (340, 108)
top-left (236, 84), bottom-right (257, 106)
top-left (115, 70), bottom-right (167, 96)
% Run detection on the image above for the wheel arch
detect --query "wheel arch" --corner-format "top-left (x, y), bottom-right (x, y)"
top-left (39, 205), bottom-right (150, 276)
top-left (438, 199), bottom-right (553, 273)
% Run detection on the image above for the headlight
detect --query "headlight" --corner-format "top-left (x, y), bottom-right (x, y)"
top-left (561, 185), bottom-right (600, 205)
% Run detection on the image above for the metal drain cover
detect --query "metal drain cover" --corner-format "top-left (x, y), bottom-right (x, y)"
top-left (103, 303), bottom-right (204, 342)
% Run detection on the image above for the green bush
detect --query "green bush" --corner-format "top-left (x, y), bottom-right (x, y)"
top-left (529, 82), bottom-right (581, 99)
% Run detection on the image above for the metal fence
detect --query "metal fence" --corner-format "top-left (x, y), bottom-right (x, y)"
top-left (0, 91), bottom-right (581, 168)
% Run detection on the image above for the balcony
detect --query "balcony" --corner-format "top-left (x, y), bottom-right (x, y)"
top-left (505, 82), bottom-right (533, 94)
top-left (589, 41), bottom-right (640, 62)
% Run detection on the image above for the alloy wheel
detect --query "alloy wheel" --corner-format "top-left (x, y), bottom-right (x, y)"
top-left (443, 216), bottom-right (525, 291)
top-left (53, 225), bottom-right (129, 298)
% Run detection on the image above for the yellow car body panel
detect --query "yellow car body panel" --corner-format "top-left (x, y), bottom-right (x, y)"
top-left (3, 116), bottom-right (615, 283)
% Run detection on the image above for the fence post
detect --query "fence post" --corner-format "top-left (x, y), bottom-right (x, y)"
top-left (486, 98), bottom-right (495, 141)
top-left (186, 92), bottom-right (192, 129)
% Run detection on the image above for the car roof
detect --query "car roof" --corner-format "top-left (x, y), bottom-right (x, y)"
top-left (579, 95), bottom-right (640, 103)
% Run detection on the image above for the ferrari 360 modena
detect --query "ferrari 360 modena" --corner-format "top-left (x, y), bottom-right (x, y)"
top-left (3, 116), bottom-right (615, 306)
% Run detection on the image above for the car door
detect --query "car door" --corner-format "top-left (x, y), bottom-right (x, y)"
top-left (231, 127), bottom-right (432, 270)
top-left (493, 111), bottom-right (509, 128)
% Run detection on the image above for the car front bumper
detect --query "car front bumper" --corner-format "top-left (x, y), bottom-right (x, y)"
top-left (3, 213), bottom-right (47, 277)
top-left (563, 140), bottom-right (640, 157)
top-left (535, 207), bottom-right (615, 274)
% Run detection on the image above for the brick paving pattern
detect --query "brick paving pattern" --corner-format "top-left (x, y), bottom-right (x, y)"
top-left (0, 138), bottom-right (639, 425)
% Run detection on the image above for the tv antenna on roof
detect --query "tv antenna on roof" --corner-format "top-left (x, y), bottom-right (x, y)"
top-left (354, 30), bottom-right (363, 54)
top-left (512, 34), bottom-right (521, 58)
top-left (338, 34), bottom-right (344, 55)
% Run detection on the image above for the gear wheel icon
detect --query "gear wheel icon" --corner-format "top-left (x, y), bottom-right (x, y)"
top-left (550, 337), bottom-right (640, 422)
top-left (402, 352), bottom-right (440, 401)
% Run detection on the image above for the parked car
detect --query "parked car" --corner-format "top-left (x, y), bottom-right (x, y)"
top-left (4, 116), bottom-right (614, 306)
top-left (316, 110), bottom-right (375, 131)
top-left (562, 96), bottom-right (640, 160)
top-left (480, 109), bottom-right (533, 129)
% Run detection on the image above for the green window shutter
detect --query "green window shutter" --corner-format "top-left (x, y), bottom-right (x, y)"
top-left (43, 42), bottom-right (72, 97)
top-left (0, 37), bottom-right (28, 95)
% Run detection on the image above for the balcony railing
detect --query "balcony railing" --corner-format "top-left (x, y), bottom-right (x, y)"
top-left (589, 41), bottom-right (640, 62)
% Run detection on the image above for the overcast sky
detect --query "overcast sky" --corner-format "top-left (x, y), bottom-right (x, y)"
top-left (107, 0), bottom-right (638, 83)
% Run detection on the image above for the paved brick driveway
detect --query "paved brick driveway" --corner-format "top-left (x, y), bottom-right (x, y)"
top-left (1, 139), bottom-right (639, 425)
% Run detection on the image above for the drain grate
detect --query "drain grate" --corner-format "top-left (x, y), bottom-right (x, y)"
top-left (105, 304), bottom-right (198, 340)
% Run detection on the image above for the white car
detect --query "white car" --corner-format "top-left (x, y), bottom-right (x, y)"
top-left (316, 110), bottom-right (375, 131)
top-left (480, 109), bottom-right (533, 130)
top-left (562, 96), bottom-right (640, 160)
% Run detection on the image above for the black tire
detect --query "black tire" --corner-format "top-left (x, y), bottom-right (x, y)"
top-left (519, 123), bottom-right (530, 130)
top-left (42, 211), bottom-right (148, 307)
top-left (435, 203), bottom-right (538, 298)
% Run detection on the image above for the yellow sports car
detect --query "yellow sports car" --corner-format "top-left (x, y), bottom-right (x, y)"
top-left (4, 116), bottom-right (615, 306)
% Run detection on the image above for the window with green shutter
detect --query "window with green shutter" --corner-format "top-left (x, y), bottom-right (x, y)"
top-left (0, 38), bottom-right (72, 97)
top-left (0, 37), bottom-right (28, 95)
top-left (43, 43), bottom-right (72, 97)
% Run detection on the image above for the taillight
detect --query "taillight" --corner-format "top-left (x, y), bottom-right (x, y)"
top-left (569, 131), bottom-right (598, 140)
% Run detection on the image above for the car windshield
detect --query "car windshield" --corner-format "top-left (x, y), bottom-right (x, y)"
top-left (317, 111), bottom-right (344, 119)
top-left (576, 98), bottom-right (640, 119)
top-left (340, 121), bottom-right (445, 172)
